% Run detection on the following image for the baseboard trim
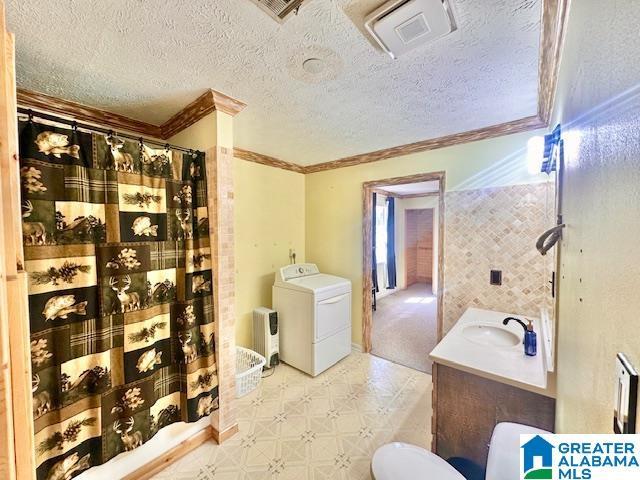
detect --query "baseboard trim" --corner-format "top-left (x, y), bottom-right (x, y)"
top-left (351, 343), bottom-right (363, 353)
top-left (123, 426), bottom-right (214, 480)
top-left (212, 423), bottom-right (239, 444)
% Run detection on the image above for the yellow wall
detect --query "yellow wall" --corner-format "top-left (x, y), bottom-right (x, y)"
top-left (305, 130), bottom-right (548, 345)
top-left (168, 111), bottom-right (233, 150)
top-left (234, 159), bottom-right (306, 348)
top-left (171, 114), bottom-right (306, 349)
top-left (552, 0), bottom-right (640, 433)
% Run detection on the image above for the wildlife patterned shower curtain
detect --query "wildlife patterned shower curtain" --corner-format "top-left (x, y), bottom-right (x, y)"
top-left (19, 120), bottom-right (219, 480)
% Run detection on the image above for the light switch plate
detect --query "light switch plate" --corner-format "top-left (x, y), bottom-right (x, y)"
top-left (614, 353), bottom-right (638, 434)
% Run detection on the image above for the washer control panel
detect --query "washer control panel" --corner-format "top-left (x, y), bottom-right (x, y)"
top-left (279, 263), bottom-right (320, 281)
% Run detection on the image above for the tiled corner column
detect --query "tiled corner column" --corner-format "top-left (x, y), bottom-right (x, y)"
top-left (170, 111), bottom-right (237, 441)
top-left (207, 141), bottom-right (237, 438)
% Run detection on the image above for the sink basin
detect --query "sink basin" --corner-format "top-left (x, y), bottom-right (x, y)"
top-left (462, 324), bottom-right (520, 347)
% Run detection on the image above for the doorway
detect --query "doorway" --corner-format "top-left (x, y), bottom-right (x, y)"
top-left (362, 173), bottom-right (445, 373)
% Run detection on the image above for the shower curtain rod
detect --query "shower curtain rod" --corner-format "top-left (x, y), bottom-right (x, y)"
top-left (16, 107), bottom-right (201, 155)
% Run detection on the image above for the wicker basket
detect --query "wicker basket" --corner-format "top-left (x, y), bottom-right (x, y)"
top-left (235, 346), bottom-right (266, 398)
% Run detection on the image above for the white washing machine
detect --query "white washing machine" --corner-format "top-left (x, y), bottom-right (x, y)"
top-left (273, 263), bottom-right (352, 376)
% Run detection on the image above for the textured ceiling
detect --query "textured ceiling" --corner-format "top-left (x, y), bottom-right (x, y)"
top-left (7, 0), bottom-right (541, 165)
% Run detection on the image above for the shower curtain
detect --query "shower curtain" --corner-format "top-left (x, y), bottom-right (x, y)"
top-left (20, 120), bottom-right (219, 480)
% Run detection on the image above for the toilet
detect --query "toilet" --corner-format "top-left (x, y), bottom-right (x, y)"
top-left (371, 422), bottom-right (550, 480)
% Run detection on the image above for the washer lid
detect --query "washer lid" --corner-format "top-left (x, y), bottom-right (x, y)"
top-left (372, 443), bottom-right (464, 480)
top-left (284, 274), bottom-right (351, 293)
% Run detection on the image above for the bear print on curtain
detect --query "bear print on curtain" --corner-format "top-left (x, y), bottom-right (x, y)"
top-left (19, 119), bottom-right (219, 480)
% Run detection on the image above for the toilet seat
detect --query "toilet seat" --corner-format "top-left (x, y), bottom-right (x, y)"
top-left (371, 443), bottom-right (465, 480)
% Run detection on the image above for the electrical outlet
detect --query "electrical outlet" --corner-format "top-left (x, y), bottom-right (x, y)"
top-left (490, 270), bottom-right (502, 286)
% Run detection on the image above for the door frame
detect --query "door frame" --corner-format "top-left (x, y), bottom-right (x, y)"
top-left (361, 172), bottom-right (446, 353)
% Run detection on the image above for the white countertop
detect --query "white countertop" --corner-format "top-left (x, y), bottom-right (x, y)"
top-left (430, 307), bottom-right (551, 396)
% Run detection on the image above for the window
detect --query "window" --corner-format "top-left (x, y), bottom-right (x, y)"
top-left (375, 203), bottom-right (388, 266)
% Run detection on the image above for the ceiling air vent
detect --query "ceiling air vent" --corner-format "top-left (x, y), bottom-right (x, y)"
top-left (365, 0), bottom-right (456, 59)
top-left (248, 0), bottom-right (306, 23)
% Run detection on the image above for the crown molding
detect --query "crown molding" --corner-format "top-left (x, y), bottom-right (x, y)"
top-left (16, 87), bottom-right (247, 141)
top-left (210, 89), bottom-right (248, 117)
top-left (233, 147), bottom-right (305, 173)
top-left (16, 88), bottom-right (162, 138)
top-left (304, 115), bottom-right (546, 174)
top-left (16, 86), bottom-right (300, 174)
top-left (538, 0), bottom-right (570, 125)
top-left (160, 89), bottom-right (247, 139)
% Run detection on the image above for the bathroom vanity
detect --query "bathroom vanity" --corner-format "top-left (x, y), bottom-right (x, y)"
top-left (430, 308), bottom-right (555, 472)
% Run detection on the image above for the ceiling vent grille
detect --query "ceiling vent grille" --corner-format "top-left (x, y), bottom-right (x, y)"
top-left (248, 0), bottom-right (306, 23)
top-left (365, 0), bottom-right (456, 59)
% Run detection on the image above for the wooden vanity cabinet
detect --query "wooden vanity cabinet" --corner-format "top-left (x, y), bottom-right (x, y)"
top-left (432, 364), bottom-right (555, 473)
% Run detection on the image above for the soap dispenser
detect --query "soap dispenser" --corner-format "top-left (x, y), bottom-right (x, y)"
top-left (524, 320), bottom-right (537, 357)
top-left (502, 317), bottom-right (538, 357)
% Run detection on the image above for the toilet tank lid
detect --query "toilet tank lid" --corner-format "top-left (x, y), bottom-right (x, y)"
top-left (486, 422), bottom-right (552, 480)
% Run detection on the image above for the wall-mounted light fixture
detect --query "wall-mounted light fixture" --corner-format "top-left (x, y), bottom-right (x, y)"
top-left (527, 124), bottom-right (564, 175)
top-left (541, 124), bottom-right (563, 174)
top-left (534, 124), bottom-right (566, 256)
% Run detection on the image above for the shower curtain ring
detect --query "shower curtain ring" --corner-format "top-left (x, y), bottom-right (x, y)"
top-left (28, 109), bottom-right (33, 122)
top-left (71, 121), bottom-right (78, 132)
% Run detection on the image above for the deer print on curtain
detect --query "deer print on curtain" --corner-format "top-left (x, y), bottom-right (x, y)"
top-left (19, 120), bottom-right (219, 480)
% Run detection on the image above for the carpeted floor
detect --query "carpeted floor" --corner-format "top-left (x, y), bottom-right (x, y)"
top-left (371, 283), bottom-right (438, 373)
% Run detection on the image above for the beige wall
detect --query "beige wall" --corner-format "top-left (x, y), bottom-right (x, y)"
top-left (305, 130), bottom-right (550, 346)
top-left (553, 0), bottom-right (640, 433)
top-left (233, 159), bottom-right (306, 348)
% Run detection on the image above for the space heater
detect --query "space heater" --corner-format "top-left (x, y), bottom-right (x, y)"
top-left (253, 307), bottom-right (280, 368)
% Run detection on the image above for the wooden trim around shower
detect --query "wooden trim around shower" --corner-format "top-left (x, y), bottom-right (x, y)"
top-left (361, 172), bottom-right (446, 353)
top-left (122, 423), bottom-right (240, 480)
top-left (1, 1), bottom-right (36, 478)
top-left (123, 427), bottom-right (215, 480)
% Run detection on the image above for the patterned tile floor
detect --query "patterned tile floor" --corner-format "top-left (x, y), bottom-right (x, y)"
top-left (152, 352), bottom-right (432, 479)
